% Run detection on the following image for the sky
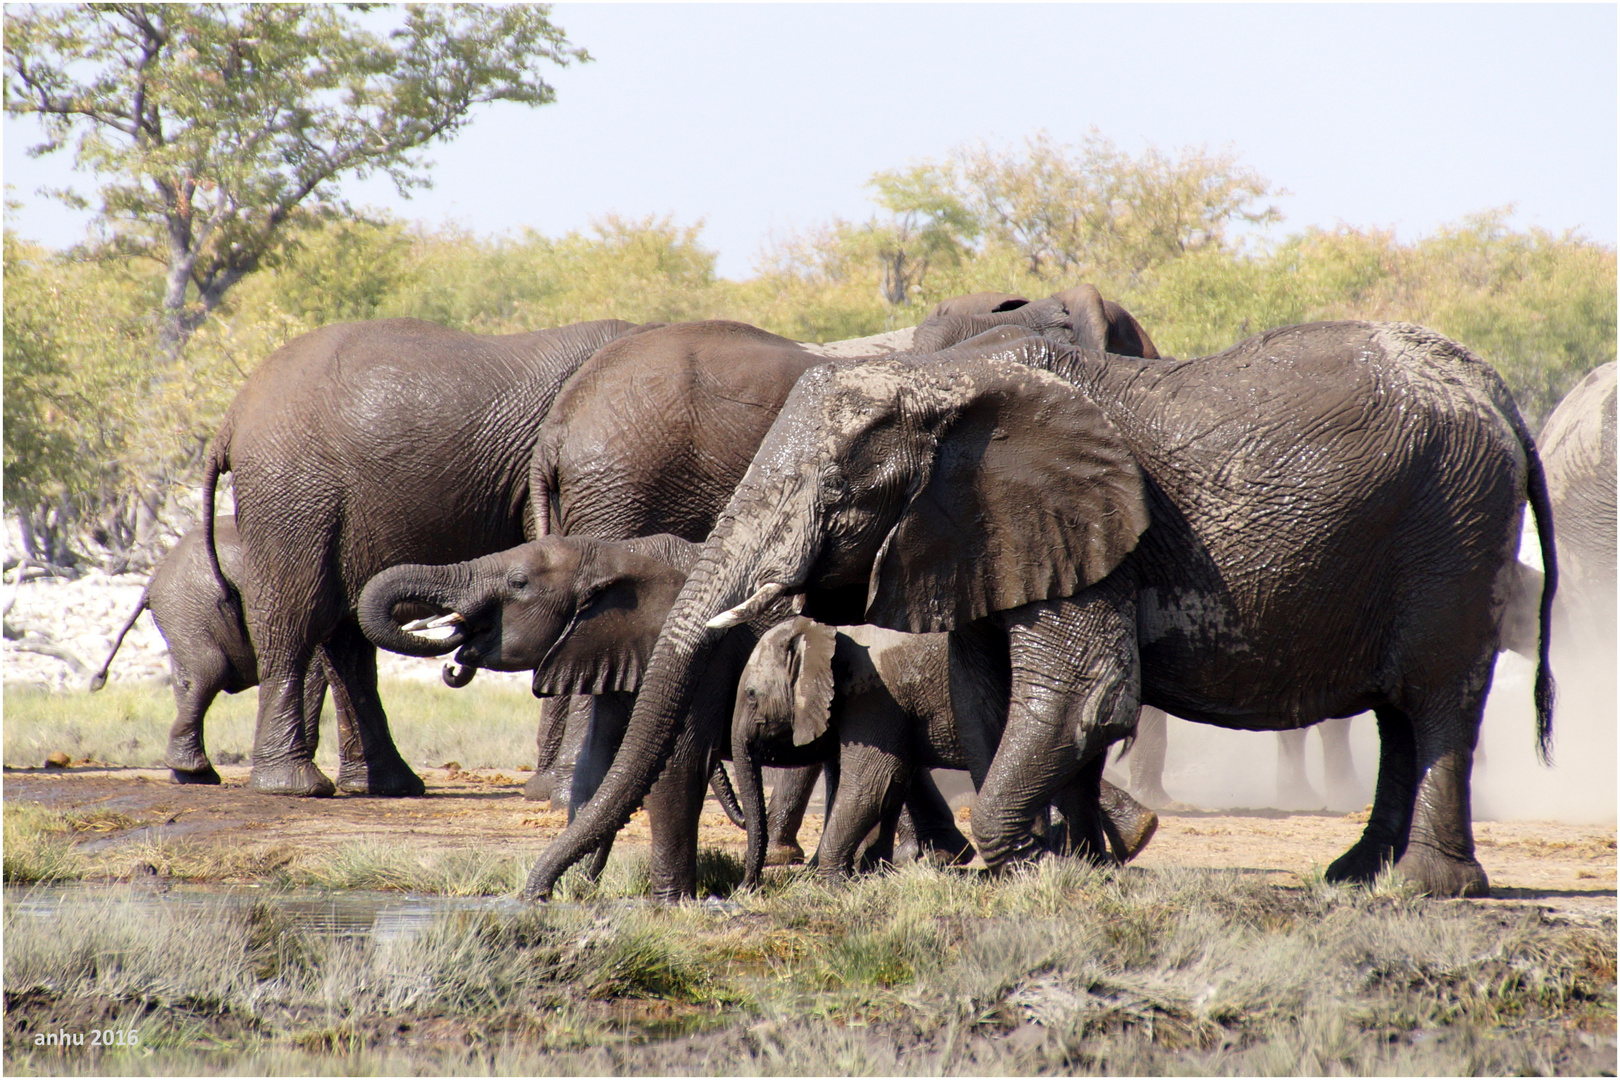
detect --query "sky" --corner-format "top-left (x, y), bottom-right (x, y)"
top-left (4, 3), bottom-right (1615, 280)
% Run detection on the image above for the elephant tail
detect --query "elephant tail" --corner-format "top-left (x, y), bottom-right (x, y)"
top-left (201, 438), bottom-right (244, 630)
top-left (1522, 432), bottom-right (1558, 764)
top-left (529, 433), bottom-right (560, 537)
top-left (88, 587), bottom-right (150, 692)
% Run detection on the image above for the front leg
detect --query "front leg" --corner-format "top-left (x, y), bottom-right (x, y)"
top-left (973, 580), bottom-right (1140, 873)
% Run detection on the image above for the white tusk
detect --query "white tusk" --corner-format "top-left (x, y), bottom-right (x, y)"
top-left (705, 582), bottom-right (788, 630)
top-left (401, 611), bottom-right (465, 634)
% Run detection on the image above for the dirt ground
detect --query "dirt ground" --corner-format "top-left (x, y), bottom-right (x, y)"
top-left (5, 764), bottom-right (1614, 920)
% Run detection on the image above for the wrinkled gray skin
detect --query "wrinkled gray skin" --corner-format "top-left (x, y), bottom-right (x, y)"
top-left (1538, 361), bottom-right (1616, 647)
top-left (733, 618), bottom-right (1160, 885)
top-left (916, 284), bottom-right (1162, 359)
top-left (201, 318), bottom-right (643, 796)
top-left (525, 322), bottom-right (1556, 902)
top-left (91, 518), bottom-right (347, 785)
top-left (519, 304), bottom-right (1156, 871)
top-left (356, 533), bottom-right (744, 857)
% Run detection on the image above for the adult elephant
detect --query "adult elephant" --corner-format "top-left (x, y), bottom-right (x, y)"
top-left (523, 321), bottom-right (1555, 901)
top-left (521, 296), bottom-right (1163, 854)
top-left (201, 317), bottom-right (644, 796)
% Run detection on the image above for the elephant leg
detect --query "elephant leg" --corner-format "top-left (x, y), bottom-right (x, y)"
top-left (164, 659), bottom-right (228, 785)
top-left (1319, 716), bottom-right (1361, 810)
top-left (1276, 728), bottom-right (1322, 809)
top-left (322, 622), bottom-right (425, 797)
top-left (303, 654), bottom-right (331, 757)
top-left (764, 764), bottom-right (821, 866)
top-left (821, 750), bottom-right (906, 880)
top-left (1048, 758), bottom-right (1112, 863)
top-left (1125, 706), bottom-right (1175, 809)
top-left (901, 770), bottom-right (973, 867)
top-left (856, 776), bottom-right (909, 875)
top-left (1392, 677), bottom-right (1491, 898)
top-left (525, 696), bottom-right (577, 803)
top-left (249, 647), bottom-right (335, 797)
top-left (1327, 705), bottom-right (1419, 885)
top-left (569, 693), bottom-right (634, 822)
top-left (974, 585), bottom-right (1140, 873)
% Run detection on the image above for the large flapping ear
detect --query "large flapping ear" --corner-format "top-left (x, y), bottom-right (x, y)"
top-left (865, 361), bottom-right (1149, 634)
top-left (532, 541), bottom-right (687, 696)
top-left (1051, 285), bottom-right (1112, 353)
top-left (789, 617), bottom-right (838, 747)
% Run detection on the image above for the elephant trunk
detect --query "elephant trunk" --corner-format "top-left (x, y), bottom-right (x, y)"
top-left (357, 563), bottom-right (477, 658)
top-left (522, 552), bottom-right (753, 900)
top-left (734, 717), bottom-right (771, 889)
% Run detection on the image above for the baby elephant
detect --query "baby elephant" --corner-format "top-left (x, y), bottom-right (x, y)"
top-left (732, 617), bottom-right (1160, 886)
top-left (92, 518), bottom-right (337, 784)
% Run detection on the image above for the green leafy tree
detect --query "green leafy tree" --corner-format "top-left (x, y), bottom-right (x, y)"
top-left (4, 3), bottom-right (587, 562)
top-left (5, 3), bottom-right (587, 357)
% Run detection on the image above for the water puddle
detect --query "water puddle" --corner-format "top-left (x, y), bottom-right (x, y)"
top-left (4, 884), bottom-right (742, 945)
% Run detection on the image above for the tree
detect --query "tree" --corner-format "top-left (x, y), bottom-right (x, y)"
top-left (4, 3), bottom-right (588, 358)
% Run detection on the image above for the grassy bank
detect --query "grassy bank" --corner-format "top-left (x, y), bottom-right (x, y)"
top-left (1, 679), bottom-right (542, 775)
top-left (4, 858), bottom-right (1613, 1076)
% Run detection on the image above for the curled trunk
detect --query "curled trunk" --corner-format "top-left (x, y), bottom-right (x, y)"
top-left (357, 563), bottom-right (474, 657)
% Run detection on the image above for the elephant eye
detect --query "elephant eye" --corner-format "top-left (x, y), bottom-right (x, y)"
top-left (508, 569), bottom-right (529, 590)
top-left (747, 687), bottom-right (758, 704)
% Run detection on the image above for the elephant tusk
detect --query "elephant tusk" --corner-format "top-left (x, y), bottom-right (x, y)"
top-left (706, 582), bottom-right (789, 630)
top-left (402, 611), bottom-right (464, 640)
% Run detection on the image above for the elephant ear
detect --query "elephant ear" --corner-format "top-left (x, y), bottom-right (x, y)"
top-left (790, 617), bottom-right (838, 747)
top-left (1103, 301), bottom-right (1162, 360)
top-left (1051, 285), bottom-right (1112, 353)
top-left (532, 544), bottom-right (686, 696)
top-left (864, 363), bottom-right (1148, 634)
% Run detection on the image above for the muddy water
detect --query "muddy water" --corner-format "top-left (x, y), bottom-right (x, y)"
top-left (5, 884), bottom-right (533, 943)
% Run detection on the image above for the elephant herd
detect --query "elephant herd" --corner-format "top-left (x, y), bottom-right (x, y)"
top-left (93, 284), bottom-right (1614, 904)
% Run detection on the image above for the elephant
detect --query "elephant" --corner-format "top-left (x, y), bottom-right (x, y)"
top-left (522, 320), bottom-right (1555, 902)
top-left (913, 283), bottom-right (1162, 358)
top-left (200, 317), bottom-right (644, 796)
top-left (1537, 360), bottom-right (1616, 645)
top-left (519, 296), bottom-right (1164, 873)
top-left (90, 517), bottom-right (345, 785)
top-left (732, 617), bottom-right (1160, 886)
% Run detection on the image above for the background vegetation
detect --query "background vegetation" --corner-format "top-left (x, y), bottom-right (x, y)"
top-left (5, 130), bottom-right (1615, 570)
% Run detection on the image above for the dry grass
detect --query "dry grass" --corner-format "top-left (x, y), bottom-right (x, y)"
top-left (4, 857), bottom-right (1612, 1075)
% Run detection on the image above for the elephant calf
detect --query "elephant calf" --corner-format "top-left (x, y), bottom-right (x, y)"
top-left (92, 518), bottom-right (339, 784)
top-left (732, 617), bottom-right (1160, 886)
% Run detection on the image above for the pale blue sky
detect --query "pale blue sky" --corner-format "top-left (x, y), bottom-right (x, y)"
top-left (5, 3), bottom-right (1615, 280)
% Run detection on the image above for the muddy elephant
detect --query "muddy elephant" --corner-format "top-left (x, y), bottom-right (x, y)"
top-left (522, 297), bottom-right (1164, 856)
top-left (90, 517), bottom-right (350, 785)
top-left (523, 321), bottom-right (1555, 902)
top-left (1537, 360), bottom-right (1616, 644)
top-left (732, 617), bottom-right (1159, 885)
top-left (200, 317), bottom-right (644, 796)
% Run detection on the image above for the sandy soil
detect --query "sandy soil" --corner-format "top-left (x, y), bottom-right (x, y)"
top-left (5, 765), bottom-right (1613, 921)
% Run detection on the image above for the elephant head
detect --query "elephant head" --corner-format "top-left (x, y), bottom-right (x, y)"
top-left (914, 284), bottom-right (1161, 358)
top-left (731, 616), bottom-right (839, 885)
top-left (358, 535), bottom-right (694, 697)
top-left (524, 348), bottom-right (1149, 898)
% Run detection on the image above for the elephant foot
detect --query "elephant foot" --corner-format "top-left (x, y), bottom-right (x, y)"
top-left (168, 764), bottom-right (222, 785)
top-left (249, 760), bottom-right (336, 797)
top-left (765, 840), bottom-right (806, 867)
top-left (1129, 783), bottom-right (1178, 811)
top-left (1395, 845), bottom-right (1490, 898)
top-left (1101, 805), bottom-right (1158, 864)
top-left (336, 760), bottom-right (426, 797)
top-left (1325, 837), bottom-right (1396, 885)
top-left (1277, 780), bottom-right (1325, 812)
top-left (523, 769), bottom-right (554, 802)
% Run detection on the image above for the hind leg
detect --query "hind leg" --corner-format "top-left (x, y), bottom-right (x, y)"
top-left (323, 622), bottom-right (425, 796)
